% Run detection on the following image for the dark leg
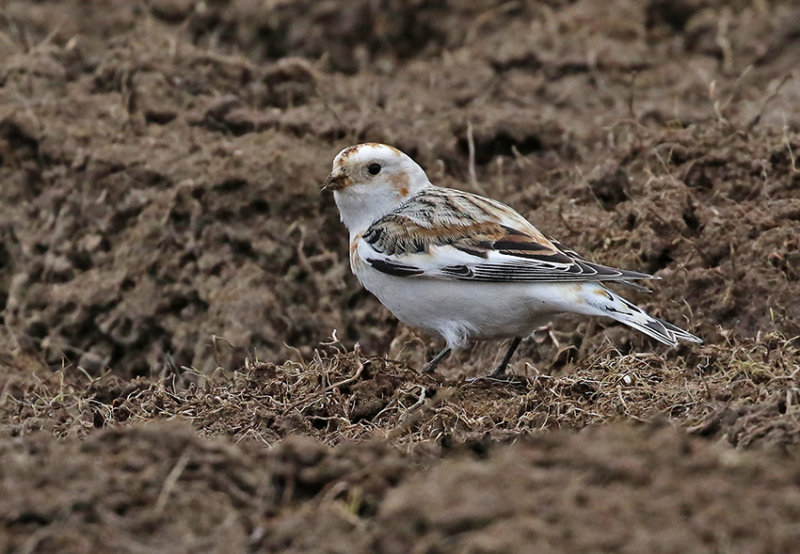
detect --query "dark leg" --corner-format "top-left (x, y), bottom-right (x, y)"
top-left (490, 337), bottom-right (522, 377)
top-left (423, 346), bottom-right (451, 374)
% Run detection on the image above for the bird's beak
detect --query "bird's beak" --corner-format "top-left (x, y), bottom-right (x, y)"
top-left (322, 168), bottom-right (349, 192)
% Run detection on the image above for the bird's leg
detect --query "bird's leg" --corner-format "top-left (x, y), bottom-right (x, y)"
top-left (489, 337), bottom-right (523, 377)
top-left (422, 346), bottom-right (451, 374)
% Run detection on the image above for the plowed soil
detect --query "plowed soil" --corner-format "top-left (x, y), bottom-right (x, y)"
top-left (1, 1), bottom-right (799, 552)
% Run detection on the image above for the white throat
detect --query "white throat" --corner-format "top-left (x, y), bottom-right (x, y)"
top-left (334, 181), bottom-right (430, 236)
top-left (333, 187), bottom-right (403, 235)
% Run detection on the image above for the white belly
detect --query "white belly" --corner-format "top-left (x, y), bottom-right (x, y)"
top-left (354, 265), bottom-right (590, 349)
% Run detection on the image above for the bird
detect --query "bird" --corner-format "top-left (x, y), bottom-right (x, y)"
top-left (323, 143), bottom-right (702, 376)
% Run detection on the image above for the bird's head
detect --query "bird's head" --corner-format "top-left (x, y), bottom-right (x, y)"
top-left (323, 143), bottom-right (431, 232)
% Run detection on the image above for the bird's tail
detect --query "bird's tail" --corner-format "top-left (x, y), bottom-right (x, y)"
top-left (583, 284), bottom-right (702, 346)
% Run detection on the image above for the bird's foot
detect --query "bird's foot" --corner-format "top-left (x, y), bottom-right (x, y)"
top-left (488, 362), bottom-right (509, 378)
top-left (422, 347), bottom-right (450, 374)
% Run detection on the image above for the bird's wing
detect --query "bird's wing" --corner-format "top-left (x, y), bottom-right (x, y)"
top-left (357, 188), bottom-right (654, 283)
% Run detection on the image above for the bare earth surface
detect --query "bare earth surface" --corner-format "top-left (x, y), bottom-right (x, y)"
top-left (1, 1), bottom-right (799, 552)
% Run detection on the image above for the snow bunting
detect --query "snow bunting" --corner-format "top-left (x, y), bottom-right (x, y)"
top-left (323, 143), bottom-right (701, 375)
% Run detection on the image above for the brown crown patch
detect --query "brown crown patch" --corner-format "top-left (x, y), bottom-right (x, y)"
top-left (340, 143), bottom-right (402, 161)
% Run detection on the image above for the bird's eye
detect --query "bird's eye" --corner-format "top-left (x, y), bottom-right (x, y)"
top-left (367, 163), bottom-right (381, 175)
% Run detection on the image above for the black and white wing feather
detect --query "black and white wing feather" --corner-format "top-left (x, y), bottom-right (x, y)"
top-left (356, 188), bottom-right (655, 284)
